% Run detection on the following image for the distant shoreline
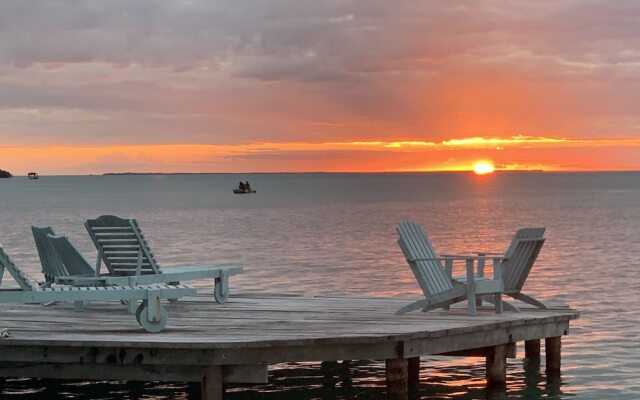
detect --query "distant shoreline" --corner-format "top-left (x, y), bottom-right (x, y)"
top-left (102, 171), bottom-right (553, 176)
top-left (5, 170), bottom-right (639, 177)
top-left (98, 170), bottom-right (640, 176)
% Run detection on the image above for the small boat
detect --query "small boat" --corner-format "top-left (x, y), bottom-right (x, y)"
top-left (233, 187), bottom-right (257, 194)
top-left (28, 172), bottom-right (39, 180)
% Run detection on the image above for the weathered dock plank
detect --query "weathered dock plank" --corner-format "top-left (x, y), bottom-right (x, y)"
top-left (0, 293), bottom-right (579, 399)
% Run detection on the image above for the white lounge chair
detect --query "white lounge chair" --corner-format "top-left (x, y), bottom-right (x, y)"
top-left (84, 215), bottom-right (242, 303)
top-left (396, 221), bottom-right (504, 316)
top-left (0, 242), bottom-right (196, 332)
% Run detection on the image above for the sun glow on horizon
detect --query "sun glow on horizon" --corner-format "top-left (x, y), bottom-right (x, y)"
top-left (2, 135), bottom-right (640, 174)
top-left (473, 161), bottom-right (495, 175)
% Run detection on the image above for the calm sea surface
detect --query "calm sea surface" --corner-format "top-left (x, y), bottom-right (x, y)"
top-left (0, 172), bottom-right (638, 399)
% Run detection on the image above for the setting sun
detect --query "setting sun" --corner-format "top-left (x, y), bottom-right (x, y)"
top-left (473, 161), bottom-right (495, 175)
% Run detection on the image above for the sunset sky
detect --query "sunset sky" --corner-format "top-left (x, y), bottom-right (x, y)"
top-left (1, 1), bottom-right (639, 174)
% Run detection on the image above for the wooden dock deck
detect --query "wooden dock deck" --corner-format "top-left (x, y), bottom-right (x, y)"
top-left (0, 293), bottom-right (579, 399)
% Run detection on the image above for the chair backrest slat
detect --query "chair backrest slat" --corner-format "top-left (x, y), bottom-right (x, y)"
top-left (46, 235), bottom-right (97, 276)
top-left (32, 226), bottom-right (68, 283)
top-left (397, 221), bottom-right (452, 296)
top-left (0, 243), bottom-right (39, 291)
top-left (85, 215), bottom-right (160, 276)
top-left (128, 218), bottom-right (160, 273)
top-left (501, 227), bottom-right (545, 293)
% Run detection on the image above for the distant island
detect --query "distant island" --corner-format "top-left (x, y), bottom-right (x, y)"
top-left (103, 170), bottom-right (548, 176)
top-left (103, 172), bottom-right (199, 176)
top-left (0, 169), bottom-right (12, 178)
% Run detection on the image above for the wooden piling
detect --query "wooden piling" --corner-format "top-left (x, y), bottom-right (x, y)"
top-left (485, 344), bottom-right (507, 386)
top-left (321, 360), bottom-right (339, 373)
top-left (407, 356), bottom-right (420, 393)
top-left (525, 339), bottom-right (541, 360)
top-left (201, 366), bottom-right (223, 400)
top-left (386, 358), bottom-right (408, 400)
top-left (525, 338), bottom-right (541, 370)
top-left (545, 336), bottom-right (562, 373)
top-left (321, 361), bottom-right (339, 389)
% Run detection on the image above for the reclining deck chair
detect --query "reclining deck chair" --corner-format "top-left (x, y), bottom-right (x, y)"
top-left (86, 215), bottom-right (243, 303)
top-left (454, 227), bottom-right (547, 310)
top-left (32, 226), bottom-right (95, 285)
top-left (0, 242), bottom-right (196, 332)
top-left (31, 222), bottom-right (242, 303)
top-left (396, 221), bottom-right (504, 316)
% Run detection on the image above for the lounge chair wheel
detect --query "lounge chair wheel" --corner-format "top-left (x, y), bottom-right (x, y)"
top-left (136, 301), bottom-right (168, 333)
top-left (214, 278), bottom-right (229, 304)
top-left (135, 300), bottom-right (146, 324)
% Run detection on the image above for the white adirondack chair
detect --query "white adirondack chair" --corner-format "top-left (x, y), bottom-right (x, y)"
top-left (396, 221), bottom-right (504, 316)
top-left (84, 215), bottom-right (243, 303)
top-left (0, 242), bottom-right (196, 332)
top-left (454, 227), bottom-right (547, 310)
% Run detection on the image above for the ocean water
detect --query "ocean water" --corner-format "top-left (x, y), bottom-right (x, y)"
top-left (0, 172), bottom-right (638, 399)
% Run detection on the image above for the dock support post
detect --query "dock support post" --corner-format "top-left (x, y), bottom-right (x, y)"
top-left (386, 358), bottom-right (408, 400)
top-left (525, 339), bottom-right (541, 359)
top-left (407, 356), bottom-right (420, 394)
top-left (202, 366), bottom-right (223, 400)
top-left (525, 339), bottom-right (541, 366)
top-left (545, 336), bottom-right (561, 373)
top-left (486, 344), bottom-right (507, 386)
top-left (321, 361), bottom-right (338, 389)
top-left (339, 360), bottom-right (353, 389)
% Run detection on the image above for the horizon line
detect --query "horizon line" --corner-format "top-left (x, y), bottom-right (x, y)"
top-left (6, 169), bottom-right (640, 177)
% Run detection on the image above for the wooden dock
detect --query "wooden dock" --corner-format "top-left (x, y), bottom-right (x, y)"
top-left (0, 293), bottom-right (579, 399)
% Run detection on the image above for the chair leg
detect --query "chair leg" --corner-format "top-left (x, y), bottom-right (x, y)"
top-left (467, 294), bottom-right (477, 316)
top-left (513, 293), bottom-right (548, 309)
top-left (398, 296), bottom-right (464, 314)
top-left (494, 293), bottom-right (502, 314)
top-left (465, 259), bottom-right (477, 316)
top-left (214, 271), bottom-right (230, 304)
top-left (482, 297), bottom-right (520, 312)
top-left (128, 299), bottom-right (138, 314)
top-left (423, 299), bottom-right (458, 312)
top-left (396, 298), bottom-right (432, 314)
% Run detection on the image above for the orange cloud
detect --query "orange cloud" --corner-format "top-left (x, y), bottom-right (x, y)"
top-left (441, 135), bottom-right (569, 147)
top-left (440, 136), bottom-right (640, 149)
top-left (2, 135), bottom-right (640, 175)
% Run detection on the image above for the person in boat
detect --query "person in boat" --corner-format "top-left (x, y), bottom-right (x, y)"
top-left (238, 181), bottom-right (245, 191)
top-left (245, 181), bottom-right (251, 191)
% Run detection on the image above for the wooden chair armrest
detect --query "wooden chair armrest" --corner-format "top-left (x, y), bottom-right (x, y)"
top-left (435, 254), bottom-right (505, 280)
top-left (457, 250), bottom-right (504, 256)
top-left (439, 254), bottom-right (504, 261)
top-left (474, 252), bottom-right (505, 257)
top-left (408, 255), bottom-right (490, 261)
top-left (406, 257), bottom-right (450, 262)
